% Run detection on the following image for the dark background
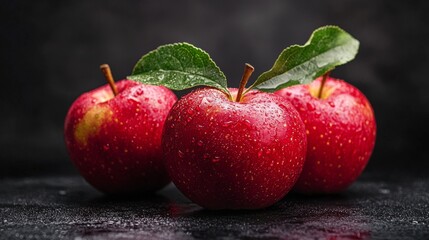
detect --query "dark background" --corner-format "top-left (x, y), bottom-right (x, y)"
top-left (1, 0), bottom-right (428, 177)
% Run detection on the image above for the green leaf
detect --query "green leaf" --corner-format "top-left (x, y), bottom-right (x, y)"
top-left (248, 26), bottom-right (359, 92)
top-left (127, 42), bottom-right (230, 96)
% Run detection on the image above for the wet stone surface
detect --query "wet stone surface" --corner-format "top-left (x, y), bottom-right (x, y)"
top-left (0, 173), bottom-right (428, 239)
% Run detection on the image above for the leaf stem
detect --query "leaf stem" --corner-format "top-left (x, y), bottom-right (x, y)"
top-left (100, 64), bottom-right (118, 96)
top-left (317, 71), bottom-right (331, 99)
top-left (235, 63), bottom-right (254, 102)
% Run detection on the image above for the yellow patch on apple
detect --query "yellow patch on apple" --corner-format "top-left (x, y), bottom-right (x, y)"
top-left (309, 84), bottom-right (336, 100)
top-left (75, 106), bottom-right (113, 146)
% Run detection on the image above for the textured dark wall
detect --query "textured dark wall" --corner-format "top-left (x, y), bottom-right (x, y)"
top-left (1, 0), bottom-right (428, 176)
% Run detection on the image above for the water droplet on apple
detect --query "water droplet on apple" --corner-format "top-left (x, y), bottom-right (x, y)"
top-left (136, 89), bottom-right (144, 95)
top-left (178, 150), bottom-right (185, 158)
top-left (203, 153), bottom-right (210, 159)
top-left (257, 150), bottom-right (263, 158)
top-left (187, 109), bottom-right (194, 115)
top-left (212, 156), bottom-right (220, 163)
top-left (314, 111), bottom-right (321, 117)
top-left (103, 144), bottom-right (110, 151)
top-left (201, 97), bottom-right (213, 105)
top-left (293, 103), bottom-right (300, 109)
top-left (157, 99), bottom-right (163, 104)
top-left (197, 140), bottom-right (204, 146)
top-left (243, 119), bottom-right (252, 128)
top-left (306, 102), bottom-right (315, 111)
top-left (285, 92), bottom-right (292, 96)
top-left (328, 101), bottom-right (335, 107)
top-left (222, 121), bottom-right (234, 127)
top-left (266, 149), bottom-right (271, 155)
top-left (128, 98), bottom-right (140, 104)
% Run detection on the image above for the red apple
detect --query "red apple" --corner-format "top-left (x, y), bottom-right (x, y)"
top-left (276, 76), bottom-right (376, 193)
top-left (64, 72), bottom-right (177, 194)
top-left (162, 87), bottom-right (307, 209)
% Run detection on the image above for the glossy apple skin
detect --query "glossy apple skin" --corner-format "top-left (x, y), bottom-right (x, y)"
top-left (163, 88), bottom-right (306, 209)
top-left (64, 80), bottom-right (177, 194)
top-left (276, 77), bottom-right (376, 193)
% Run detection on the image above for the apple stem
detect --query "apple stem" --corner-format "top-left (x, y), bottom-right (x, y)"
top-left (100, 64), bottom-right (118, 96)
top-left (235, 63), bottom-right (255, 102)
top-left (317, 71), bottom-right (331, 99)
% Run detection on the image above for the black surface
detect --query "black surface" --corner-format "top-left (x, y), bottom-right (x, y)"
top-left (1, 172), bottom-right (428, 239)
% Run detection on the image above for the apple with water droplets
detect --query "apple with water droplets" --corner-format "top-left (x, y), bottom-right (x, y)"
top-left (162, 65), bottom-right (307, 209)
top-left (276, 76), bottom-right (376, 193)
top-left (126, 28), bottom-right (363, 206)
top-left (64, 65), bottom-right (177, 194)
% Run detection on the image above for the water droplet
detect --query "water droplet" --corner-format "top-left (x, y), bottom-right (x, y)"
top-left (128, 98), bottom-right (140, 104)
top-left (201, 97), bottom-right (213, 105)
top-left (266, 149), bottom-right (271, 155)
top-left (314, 111), bottom-right (321, 117)
top-left (222, 121), bottom-right (234, 127)
top-left (203, 153), bottom-right (210, 159)
top-left (91, 99), bottom-right (97, 103)
top-left (328, 101), bottom-right (335, 107)
top-left (103, 144), bottom-right (110, 151)
top-left (178, 150), bottom-right (185, 158)
top-left (197, 140), bottom-right (203, 146)
top-left (136, 89), bottom-right (144, 95)
top-left (157, 99), bottom-right (162, 104)
top-left (212, 156), bottom-right (220, 163)
top-left (293, 102), bottom-right (300, 109)
top-left (187, 108), bottom-right (194, 115)
top-left (243, 119), bottom-right (252, 128)
top-left (257, 150), bottom-right (263, 158)
top-left (285, 92), bottom-right (292, 96)
top-left (306, 102), bottom-right (315, 111)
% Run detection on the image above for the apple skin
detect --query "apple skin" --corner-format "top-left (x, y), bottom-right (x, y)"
top-left (275, 77), bottom-right (376, 193)
top-left (64, 80), bottom-right (177, 194)
top-left (162, 88), bottom-right (307, 209)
